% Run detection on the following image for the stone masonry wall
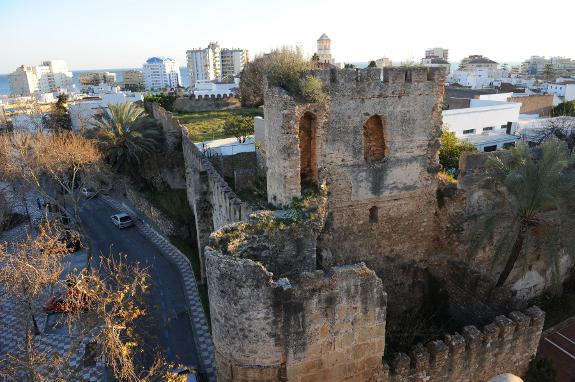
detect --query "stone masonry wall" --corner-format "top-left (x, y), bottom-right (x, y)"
top-left (205, 211), bottom-right (387, 382)
top-left (173, 96), bottom-right (240, 113)
top-left (181, 123), bottom-right (256, 279)
top-left (385, 306), bottom-right (544, 382)
top-left (509, 94), bottom-right (553, 117)
top-left (263, 67), bottom-right (445, 281)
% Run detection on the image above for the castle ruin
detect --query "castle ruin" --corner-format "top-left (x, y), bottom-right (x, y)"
top-left (157, 66), bottom-right (557, 381)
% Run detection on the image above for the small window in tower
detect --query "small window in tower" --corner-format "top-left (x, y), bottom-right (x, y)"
top-left (369, 206), bottom-right (378, 223)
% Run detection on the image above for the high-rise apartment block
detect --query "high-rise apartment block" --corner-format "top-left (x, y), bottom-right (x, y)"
top-left (122, 69), bottom-right (145, 91)
top-left (78, 72), bottom-right (117, 86)
top-left (8, 60), bottom-right (73, 96)
top-left (186, 42), bottom-right (248, 85)
top-left (220, 48), bottom-right (249, 80)
top-left (142, 57), bottom-right (181, 91)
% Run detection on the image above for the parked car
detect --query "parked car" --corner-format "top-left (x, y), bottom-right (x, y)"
top-left (169, 366), bottom-right (205, 382)
top-left (110, 212), bottom-right (134, 229)
top-left (43, 286), bottom-right (90, 314)
top-left (81, 187), bottom-right (98, 199)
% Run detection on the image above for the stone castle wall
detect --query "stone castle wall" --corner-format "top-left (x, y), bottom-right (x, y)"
top-left (386, 306), bottom-right (544, 382)
top-left (181, 125), bottom-right (256, 279)
top-left (173, 96), bottom-right (240, 113)
top-left (205, 210), bottom-right (387, 382)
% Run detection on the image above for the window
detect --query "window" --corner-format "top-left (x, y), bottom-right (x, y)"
top-left (483, 127), bottom-right (494, 131)
top-left (363, 115), bottom-right (388, 162)
top-left (369, 206), bottom-right (378, 223)
top-left (501, 124), bottom-right (507, 129)
top-left (483, 145), bottom-right (497, 152)
top-left (462, 129), bottom-right (476, 135)
top-left (299, 112), bottom-right (318, 192)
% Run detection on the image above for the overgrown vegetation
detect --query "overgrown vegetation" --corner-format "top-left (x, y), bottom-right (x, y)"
top-left (439, 128), bottom-right (476, 178)
top-left (476, 139), bottom-right (575, 287)
top-left (143, 93), bottom-right (177, 112)
top-left (552, 100), bottom-right (575, 117)
top-left (175, 108), bottom-right (262, 142)
top-left (85, 102), bottom-right (164, 171)
top-left (239, 47), bottom-right (328, 107)
top-left (223, 115), bottom-right (254, 143)
top-left (43, 93), bottom-right (72, 131)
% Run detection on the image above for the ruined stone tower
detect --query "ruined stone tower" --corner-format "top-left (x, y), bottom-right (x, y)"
top-left (264, 67), bottom-right (445, 270)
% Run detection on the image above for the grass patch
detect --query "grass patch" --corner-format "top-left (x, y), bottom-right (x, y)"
top-left (175, 107), bottom-right (262, 142)
top-left (169, 235), bottom-right (211, 329)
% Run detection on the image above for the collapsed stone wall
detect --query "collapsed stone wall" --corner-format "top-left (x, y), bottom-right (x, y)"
top-left (173, 96), bottom-right (240, 113)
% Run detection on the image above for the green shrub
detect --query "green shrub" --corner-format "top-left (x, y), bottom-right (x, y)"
top-left (439, 128), bottom-right (475, 178)
top-left (240, 47), bottom-right (327, 106)
top-left (144, 93), bottom-right (176, 111)
top-left (223, 115), bottom-right (254, 143)
top-left (524, 357), bottom-right (558, 382)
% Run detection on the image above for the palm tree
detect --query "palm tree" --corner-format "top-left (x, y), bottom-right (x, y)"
top-left (88, 102), bottom-right (163, 169)
top-left (480, 139), bottom-right (575, 287)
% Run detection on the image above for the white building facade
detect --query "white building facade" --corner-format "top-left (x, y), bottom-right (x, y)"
top-left (8, 60), bottom-right (73, 96)
top-left (186, 42), bottom-right (222, 84)
top-left (442, 95), bottom-right (521, 151)
top-left (142, 57), bottom-right (180, 91)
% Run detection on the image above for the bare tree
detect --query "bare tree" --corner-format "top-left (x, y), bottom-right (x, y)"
top-left (0, 131), bottom-right (111, 267)
top-left (531, 116), bottom-right (575, 151)
top-left (0, 225), bottom-right (175, 381)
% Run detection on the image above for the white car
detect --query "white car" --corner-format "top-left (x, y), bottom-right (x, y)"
top-left (110, 213), bottom-right (134, 229)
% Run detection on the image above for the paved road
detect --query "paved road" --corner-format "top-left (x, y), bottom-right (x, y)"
top-left (80, 197), bottom-right (199, 370)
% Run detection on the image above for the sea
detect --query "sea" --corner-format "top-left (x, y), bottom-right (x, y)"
top-left (0, 67), bottom-right (191, 96)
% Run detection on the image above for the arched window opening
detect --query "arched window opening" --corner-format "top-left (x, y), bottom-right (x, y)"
top-left (299, 112), bottom-right (318, 192)
top-left (369, 206), bottom-right (379, 223)
top-left (363, 115), bottom-right (387, 162)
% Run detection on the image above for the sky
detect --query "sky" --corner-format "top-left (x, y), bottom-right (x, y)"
top-left (1, 0), bottom-right (574, 73)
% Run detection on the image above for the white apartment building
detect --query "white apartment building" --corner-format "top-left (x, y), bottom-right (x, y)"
top-left (544, 81), bottom-right (575, 102)
top-left (68, 86), bottom-right (144, 130)
top-left (142, 57), bottom-right (180, 91)
top-left (8, 60), bottom-right (73, 96)
top-left (220, 48), bottom-right (249, 79)
top-left (442, 94), bottom-right (521, 151)
top-left (187, 42), bottom-right (222, 84)
top-left (317, 33), bottom-right (334, 64)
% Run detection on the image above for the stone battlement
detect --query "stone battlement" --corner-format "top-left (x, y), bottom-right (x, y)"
top-left (387, 306), bottom-right (544, 381)
top-left (311, 66), bottom-right (446, 88)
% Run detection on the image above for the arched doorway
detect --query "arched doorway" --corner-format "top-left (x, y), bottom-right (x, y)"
top-left (363, 115), bottom-right (387, 162)
top-left (299, 112), bottom-right (318, 192)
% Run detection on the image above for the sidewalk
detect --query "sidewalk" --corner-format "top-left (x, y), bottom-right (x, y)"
top-left (101, 195), bottom-right (217, 381)
top-left (0, 187), bottom-right (106, 382)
